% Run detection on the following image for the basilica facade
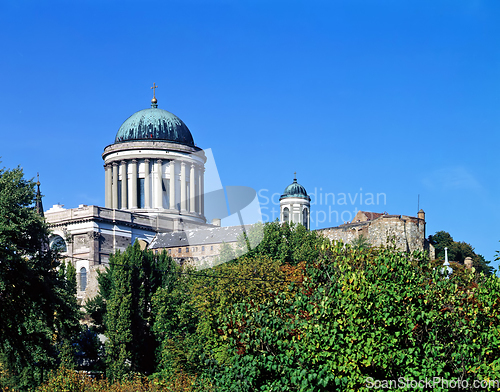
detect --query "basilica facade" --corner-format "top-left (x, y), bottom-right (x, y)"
top-left (45, 92), bottom-right (213, 303)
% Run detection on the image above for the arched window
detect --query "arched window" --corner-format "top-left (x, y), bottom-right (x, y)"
top-left (283, 207), bottom-right (289, 222)
top-left (80, 267), bottom-right (87, 291)
top-left (303, 208), bottom-right (309, 230)
top-left (49, 235), bottom-right (67, 252)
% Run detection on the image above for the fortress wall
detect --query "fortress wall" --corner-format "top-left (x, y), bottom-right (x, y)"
top-left (317, 216), bottom-right (430, 255)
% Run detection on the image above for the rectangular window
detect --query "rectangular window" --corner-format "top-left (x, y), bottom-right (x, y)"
top-left (168, 249), bottom-right (171, 254)
top-left (178, 248), bottom-right (181, 253)
top-left (186, 247), bottom-right (189, 253)
top-left (202, 246), bottom-right (205, 252)
top-left (211, 246), bottom-right (213, 251)
top-left (138, 178), bottom-right (145, 208)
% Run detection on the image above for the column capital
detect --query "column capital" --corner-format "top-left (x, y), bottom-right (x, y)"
top-left (131, 158), bottom-right (137, 164)
top-left (144, 158), bottom-right (150, 163)
top-left (112, 161), bottom-right (118, 167)
top-left (180, 160), bottom-right (186, 167)
top-left (120, 160), bottom-right (127, 165)
top-left (156, 159), bottom-right (163, 164)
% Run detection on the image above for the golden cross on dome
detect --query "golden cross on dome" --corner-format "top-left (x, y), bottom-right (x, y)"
top-left (294, 171), bottom-right (297, 181)
top-left (151, 83), bottom-right (159, 98)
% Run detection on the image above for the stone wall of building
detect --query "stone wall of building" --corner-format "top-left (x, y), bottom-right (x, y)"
top-left (153, 241), bottom-right (241, 269)
top-left (316, 214), bottom-right (435, 259)
top-left (46, 204), bottom-right (167, 304)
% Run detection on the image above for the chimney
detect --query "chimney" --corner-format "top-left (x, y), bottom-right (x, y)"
top-left (212, 218), bottom-right (221, 227)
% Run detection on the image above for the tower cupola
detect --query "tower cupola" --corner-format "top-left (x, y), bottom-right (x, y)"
top-left (279, 173), bottom-right (310, 230)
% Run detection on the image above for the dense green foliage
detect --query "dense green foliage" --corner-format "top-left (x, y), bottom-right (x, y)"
top-left (3, 179), bottom-right (499, 392)
top-left (36, 366), bottom-right (201, 392)
top-left (429, 230), bottom-right (493, 274)
top-left (87, 241), bottom-right (178, 381)
top-left (0, 166), bottom-right (81, 390)
top-left (244, 220), bottom-right (329, 265)
top-left (213, 244), bottom-right (500, 390)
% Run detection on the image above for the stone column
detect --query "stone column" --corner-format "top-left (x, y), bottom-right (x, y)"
top-left (144, 159), bottom-right (151, 209)
top-left (189, 163), bottom-right (196, 213)
top-left (155, 159), bottom-right (163, 209)
top-left (200, 167), bottom-right (205, 216)
top-left (194, 165), bottom-right (199, 214)
top-left (112, 162), bottom-right (118, 209)
top-left (197, 165), bottom-right (203, 215)
top-left (169, 159), bottom-right (176, 210)
top-left (120, 160), bottom-right (128, 209)
top-left (130, 159), bottom-right (138, 209)
top-left (105, 164), bottom-right (112, 208)
top-left (180, 161), bottom-right (187, 212)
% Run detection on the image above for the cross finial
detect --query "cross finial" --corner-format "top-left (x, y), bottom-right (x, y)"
top-left (37, 172), bottom-right (40, 186)
top-left (151, 83), bottom-right (158, 98)
top-left (151, 83), bottom-right (159, 107)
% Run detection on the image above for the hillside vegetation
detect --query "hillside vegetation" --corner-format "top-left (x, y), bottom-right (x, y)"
top-left (2, 167), bottom-right (500, 391)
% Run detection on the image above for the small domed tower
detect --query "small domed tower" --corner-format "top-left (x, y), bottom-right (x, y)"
top-left (279, 173), bottom-right (311, 230)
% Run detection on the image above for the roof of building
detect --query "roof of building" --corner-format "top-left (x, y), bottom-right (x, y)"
top-left (357, 211), bottom-right (385, 221)
top-left (280, 176), bottom-right (310, 200)
top-left (149, 224), bottom-right (254, 249)
top-left (114, 99), bottom-right (195, 146)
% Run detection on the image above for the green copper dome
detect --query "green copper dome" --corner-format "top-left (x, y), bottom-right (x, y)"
top-left (115, 104), bottom-right (195, 146)
top-left (280, 177), bottom-right (310, 200)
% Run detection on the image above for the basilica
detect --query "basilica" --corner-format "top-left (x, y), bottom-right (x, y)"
top-left (44, 87), bottom-right (430, 304)
top-left (45, 89), bottom-right (216, 303)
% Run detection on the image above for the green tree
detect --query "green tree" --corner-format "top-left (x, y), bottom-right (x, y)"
top-left (429, 230), bottom-right (493, 275)
top-left (94, 242), bottom-right (176, 380)
top-left (151, 265), bottom-right (201, 381)
top-left (149, 221), bottom-right (316, 384)
top-left (0, 166), bottom-right (81, 390)
top-left (428, 230), bottom-right (454, 259)
top-left (211, 243), bottom-right (500, 391)
top-left (245, 220), bottom-right (328, 266)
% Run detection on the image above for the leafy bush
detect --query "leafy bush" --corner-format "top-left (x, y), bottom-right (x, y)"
top-left (37, 366), bottom-right (203, 392)
top-left (211, 242), bottom-right (500, 391)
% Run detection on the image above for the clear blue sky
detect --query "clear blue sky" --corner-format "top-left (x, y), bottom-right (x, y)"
top-left (1, 1), bottom-right (499, 268)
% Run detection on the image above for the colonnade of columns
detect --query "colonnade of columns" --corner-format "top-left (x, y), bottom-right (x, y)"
top-left (280, 203), bottom-right (310, 230)
top-left (104, 158), bottom-right (204, 215)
